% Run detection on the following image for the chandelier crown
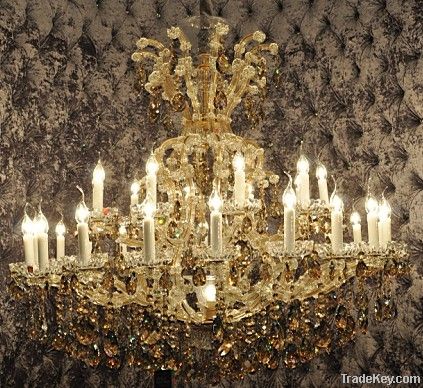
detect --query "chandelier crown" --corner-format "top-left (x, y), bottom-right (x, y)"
top-left (131, 23), bottom-right (278, 134)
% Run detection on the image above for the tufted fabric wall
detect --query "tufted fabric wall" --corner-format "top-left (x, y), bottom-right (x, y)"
top-left (0, 0), bottom-right (422, 386)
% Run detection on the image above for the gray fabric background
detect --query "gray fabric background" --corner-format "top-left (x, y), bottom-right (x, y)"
top-left (0, 0), bottom-right (422, 386)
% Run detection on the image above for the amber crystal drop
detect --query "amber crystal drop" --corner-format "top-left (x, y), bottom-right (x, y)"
top-left (192, 267), bottom-right (206, 287)
top-left (218, 340), bottom-right (233, 356)
top-left (159, 271), bottom-right (173, 290)
top-left (171, 92), bottom-right (185, 112)
top-left (357, 308), bottom-right (368, 332)
top-left (308, 258), bottom-right (321, 279)
top-left (104, 331), bottom-right (119, 358)
top-left (241, 217), bottom-right (252, 233)
top-left (285, 263), bottom-right (294, 283)
top-left (102, 271), bottom-right (114, 292)
top-left (106, 357), bottom-right (121, 369)
top-left (76, 319), bottom-right (97, 346)
top-left (356, 260), bottom-right (368, 277)
top-left (228, 262), bottom-right (239, 286)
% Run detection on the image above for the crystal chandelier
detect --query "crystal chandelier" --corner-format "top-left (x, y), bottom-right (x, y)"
top-left (9, 22), bottom-right (410, 383)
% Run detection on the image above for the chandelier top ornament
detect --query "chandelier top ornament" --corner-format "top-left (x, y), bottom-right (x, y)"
top-left (131, 22), bottom-right (278, 134)
top-left (9, 22), bottom-right (409, 384)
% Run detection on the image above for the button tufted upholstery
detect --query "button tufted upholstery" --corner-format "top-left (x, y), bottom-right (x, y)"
top-left (0, 0), bottom-right (421, 386)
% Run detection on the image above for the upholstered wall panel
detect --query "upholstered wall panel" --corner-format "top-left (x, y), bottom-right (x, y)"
top-left (0, 0), bottom-right (421, 386)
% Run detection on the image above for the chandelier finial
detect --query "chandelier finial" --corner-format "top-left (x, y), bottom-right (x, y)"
top-left (132, 23), bottom-right (278, 134)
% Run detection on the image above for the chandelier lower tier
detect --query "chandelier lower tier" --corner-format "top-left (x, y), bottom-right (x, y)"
top-left (9, 22), bottom-right (409, 383)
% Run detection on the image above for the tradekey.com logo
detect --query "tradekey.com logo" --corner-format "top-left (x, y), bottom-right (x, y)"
top-left (342, 373), bottom-right (421, 385)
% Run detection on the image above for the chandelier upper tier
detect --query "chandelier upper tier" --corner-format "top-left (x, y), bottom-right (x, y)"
top-left (9, 22), bottom-right (409, 381)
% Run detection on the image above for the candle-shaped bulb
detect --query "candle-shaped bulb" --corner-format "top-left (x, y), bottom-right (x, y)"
top-left (330, 193), bottom-right (344, 212)
top-left (146, 152), bottom-right (159, 175)
top-left (208, 189), bottom-right (223, 212)
top-left (92, 160), bottom-right (105, 183)
top-left (282, 178), bottom-right (296, 209)
top-left (75, 201), bottom-right (90, 223)
top-left (232, 152), bottom-right (245, 171)
top-left (22, 212), bottom-right (34, 235)
top-left (34, 208), bottom-right (49, 234)
top-left (143, 197), bottom-right (156, 218)
top-left (131, 180), bottom-right (140, 195)
top-left (55, 219), bottom-right (66, 236)
top-left (378, 195), bottom-right (391, 221)
top-left (202, 276), bottom-right (216, 303)
top-left (316, 162), bottom-right (327, 180)
top-left (350, 211), bottom-right (361, 225)
top-left (365, 194), bottom-right (378, 213)
top-left (297, 154), bottom-right (309, 173)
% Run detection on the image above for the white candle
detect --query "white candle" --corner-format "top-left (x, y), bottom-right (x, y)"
top-left (316, 162), bottom-right (329, 204)
top-left (146, 153), bottom-right (159, 208)
top-left (296, 154), bottom-right (310, 209)
top-left (282, 175), bottom-right (296, 254)
top-left (119, 224), bottom-right (128, 255)
top-left (75, 200), bottom-right (91, 266)
top-left (209, 188), bottom-right (223, 256)
top-left (92, 160), bottom-right (105, 214)
top-left (232, 152), bottom-right (246, 207)
top-left (330, 193), bottom-right (344, 254)
top-left (55, 219), bottom-right (66, 259)
top-left (366, 194), bottom-right (379, 249)
top-left (143, 199), bottom-right (156, 263)
top-left (21, 209), bottom-right (35, 268)
top-left (34, 208), bottom-right (49, 272)
top-left (130, 180), bottom-right (140, 208)
top-left (378, 196), bottom-right (391, 249)
top-left (350, 211), bottom-right (362, 243)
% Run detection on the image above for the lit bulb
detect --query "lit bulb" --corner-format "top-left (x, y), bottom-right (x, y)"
top-left (131, 180), bottom-right (140, 195)
top-left (143, 197), bottom-right (155, 218)
top-left (316, 163), bottom-right (327, 180)
top-left (378, 197), bottom-right (391, 221)
top-left (146, 153), bottom-right (159, 175)
top-left (232, 152), bottom-right (245, 171)
top-left (55, 220), bottom-right (66, 236)
top-left (75, 201), bottom-right (90, 224)
top-left (330, 194), bottom-right (344, 212)
top-left (297, 154), bottom-right (309, 173)
top-left (208, 189), bottom-right (222, 212)
top-left (365, 195), bottom-right (378, 213)
top-left (22, 213), bottom-right (35, 235)
top-left (282, 182), bottom-right (296, 209)
top-left (34, 210), bottom-right (49, 234)
top-left (119, 224), bottom-right (127, 236)
top-left (92, 160), bottom-right (105, 184)
top-left (350, 211), bottom-right (361, 225)
top-left (202, 276), bottom-right (216, 303)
